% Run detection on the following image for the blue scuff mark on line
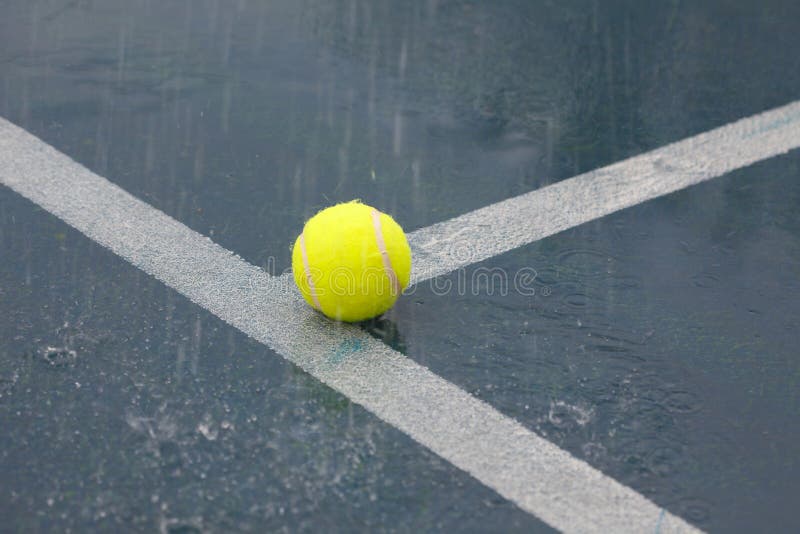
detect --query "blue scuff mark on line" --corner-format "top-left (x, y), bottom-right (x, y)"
top-left (327, 338), bottom-right (364, 365)
top-left (742, 107), bottom-right (800, 139)
top-left (654, 508), bottom-right (666, 533)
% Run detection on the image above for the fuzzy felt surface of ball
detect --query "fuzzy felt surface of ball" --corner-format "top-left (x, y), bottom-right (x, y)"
top-left (292, 201), bottom-right (412, 322)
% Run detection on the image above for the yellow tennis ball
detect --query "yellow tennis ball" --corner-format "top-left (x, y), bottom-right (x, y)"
top-left (292, 201), bottom-right (412, 322)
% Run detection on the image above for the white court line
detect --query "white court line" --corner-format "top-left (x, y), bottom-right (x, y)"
top-left (406, 100), bottom-right (800, 284)
top-left (2, 118), bottom-right (698, 534)
top-left (2, 101), bottom-right (799, 532)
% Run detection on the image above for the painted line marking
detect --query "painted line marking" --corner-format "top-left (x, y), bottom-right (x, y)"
top-left (0, 116), bottom-right (704, 533)
top-left (406, 100), bottom-right (800, 284)
top-left (5, 100), bottom-right (799, 531)
top-left (655, 508), bottom-right (667, 534)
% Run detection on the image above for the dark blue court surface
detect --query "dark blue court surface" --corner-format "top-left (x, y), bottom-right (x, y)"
top-left (2, 1), bottom-right (799, 532)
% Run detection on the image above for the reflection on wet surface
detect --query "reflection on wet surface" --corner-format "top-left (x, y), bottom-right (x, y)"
top-left (2, 0), bottom-right (800, 532)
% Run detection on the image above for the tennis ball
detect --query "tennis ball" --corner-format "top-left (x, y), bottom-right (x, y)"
top-left (292, 201), bottom-right (412, 322)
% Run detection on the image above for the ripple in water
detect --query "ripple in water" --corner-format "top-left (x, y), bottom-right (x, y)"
top-left (617, 437), bottom-right (686, 479)
top-left (547, 399), bottom-right (595, 428)
top-left (562, 292), bottom-right (591, 308)
top-left (39, 346), bottom-right (77, 366)
top-left (556, 248), bottom-right (617, 279)
top-left (159, 517), bottom-right (204, 534)
top-left (646, 444), bottom-right (683, 477)
top-left (609, 274), bottom-right (641, 290)
top-left (676, 497), bottom-right (712, 525)
top-left (664, 390), bottom-right (701, 414)
top-left (691, 272), bottom-right (720, 288)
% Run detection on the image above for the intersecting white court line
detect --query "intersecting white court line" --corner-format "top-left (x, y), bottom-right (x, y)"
top-left (405, 100), bottom-right (800, 284)
top-left (3, 101), bottom-right (800, 532)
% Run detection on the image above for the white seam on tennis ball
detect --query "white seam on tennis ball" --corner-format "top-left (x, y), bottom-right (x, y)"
top-left (370, 208), bottom-right (401, 296)
top-left (299, 231), bottom-right (322, 310)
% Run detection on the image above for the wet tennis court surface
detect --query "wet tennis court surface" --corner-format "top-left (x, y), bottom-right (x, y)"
top-left (2, 1), bottom-right (799, 532)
